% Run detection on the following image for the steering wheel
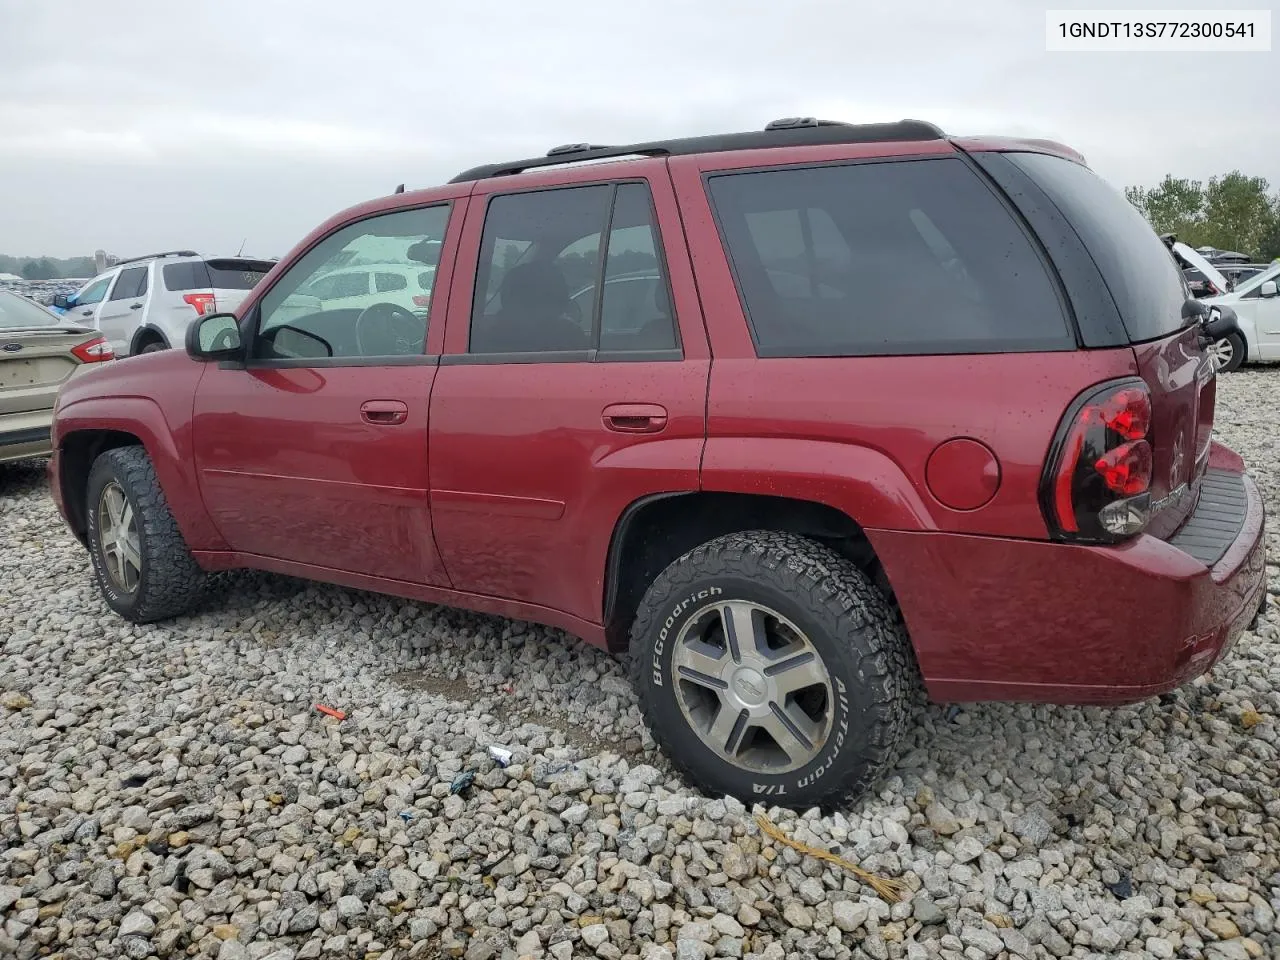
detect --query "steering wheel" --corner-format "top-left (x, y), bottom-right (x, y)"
top-left (354, 302), bottom-right (425, 356)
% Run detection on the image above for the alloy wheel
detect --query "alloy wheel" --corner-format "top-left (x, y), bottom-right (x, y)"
top-left (1208, 337), bottom-right (1234, 370)
top-left (98, 481), bottom-right (142, 593)
top-left (671, 599), bottom-right (834, 774)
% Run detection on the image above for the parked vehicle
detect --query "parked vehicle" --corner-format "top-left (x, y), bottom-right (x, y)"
top-left (1218, 262), bottom-right (1269, 292)
top-left (289, 261), bottom-right (436, 319)
top-left (48, 118), bottom-right (1267, 808)
top-left (0, 290), bottom-right (113, 464)
top-left (1203, 262), bottom-right (1280, 370)
top-left (52, 252), bottom-right (275, 357)
top-left (1162, 236), bottom-right (1230, 299)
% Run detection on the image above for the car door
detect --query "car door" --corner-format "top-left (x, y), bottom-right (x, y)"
top-left (190, 197), bottom-right (464, 584)
top-left (63, 273), bottom-right (115, 327)
top-left (428, 166), bottom-right (710, 625)
top-left (1248, 276), bottom-right (1280, 360)
top-left (97, 265), bottom-right (150, 355)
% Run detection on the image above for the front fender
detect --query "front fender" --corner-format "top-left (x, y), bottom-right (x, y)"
top-left (54, 395), bottom-right (227, 552)
top-left (700, 436), bottom-right (935, 531)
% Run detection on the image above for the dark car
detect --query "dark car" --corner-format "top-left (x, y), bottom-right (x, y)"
top-left (47, 118), bottom-right (1267, 809)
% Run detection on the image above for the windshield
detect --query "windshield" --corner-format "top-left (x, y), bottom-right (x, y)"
top-left (1233, 261), bottom-right (1280, 296)
top-left (0, 290), bottom-right (61, 328)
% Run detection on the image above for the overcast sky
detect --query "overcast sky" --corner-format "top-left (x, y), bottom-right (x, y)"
top-left (2, 0), bottom-right (1275, 261)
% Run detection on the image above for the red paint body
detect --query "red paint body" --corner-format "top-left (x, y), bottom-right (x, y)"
top-left (49, 131), bottom-right (1267, 706)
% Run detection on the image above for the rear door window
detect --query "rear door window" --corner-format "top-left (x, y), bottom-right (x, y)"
top-left (1008, 152), bottom-right (1190, 343)
top-left (705, 158), bottom-right (1072, 357)
top-left (108, 266), bottom-right (149, 301)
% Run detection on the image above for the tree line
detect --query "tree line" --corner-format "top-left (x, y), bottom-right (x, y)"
top-left (0, 255), bottom-right (98, 281)
top-left (1125, 171), bottom-right (1280, 261)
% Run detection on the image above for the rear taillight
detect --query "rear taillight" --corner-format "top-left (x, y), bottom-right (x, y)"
top-left (71, 336), bottom-right (114, 363)
top-left (412, 294), bottom-right (431, 307)
top-left (1041, 378), bottom-right (1153, 542)
top-left (183, 293), bottom-right (216, 316)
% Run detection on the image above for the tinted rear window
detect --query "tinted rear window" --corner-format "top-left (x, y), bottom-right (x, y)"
top-left (706, 158), bottom-right (1072, 357)
top-left (1008, 152), bottom-right (1189, 343)
top-left (164, 260), bottom-right (271, 292)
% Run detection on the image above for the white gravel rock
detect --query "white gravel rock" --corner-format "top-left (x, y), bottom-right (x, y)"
top-left (1, 369), bottom-right (1279, 960)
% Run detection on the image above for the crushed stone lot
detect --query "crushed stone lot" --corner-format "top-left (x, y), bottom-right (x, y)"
top-left (2, 371), bottom-right (1279, 960)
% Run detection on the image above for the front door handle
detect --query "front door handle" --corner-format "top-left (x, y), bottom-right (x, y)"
top-left (360, 399), bottom-right (409, 425)
top-left (602, 402), bottom-right (667, 434)
top-left (130, 303), bottom-right (143, 310)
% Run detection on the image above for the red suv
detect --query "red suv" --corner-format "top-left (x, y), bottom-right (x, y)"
top-left (48, 118), bottom-right (1268, 809)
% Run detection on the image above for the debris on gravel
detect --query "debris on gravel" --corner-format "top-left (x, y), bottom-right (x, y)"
top-left (2, 369), bottom-right (1279, 960)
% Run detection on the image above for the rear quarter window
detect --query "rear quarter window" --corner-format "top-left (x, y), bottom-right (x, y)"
top-left (705, 157), bottom-right (1073, 357)
top-left (1007, 152), bottom-right (1189, 343)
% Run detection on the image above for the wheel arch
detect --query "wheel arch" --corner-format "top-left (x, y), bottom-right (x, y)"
top-left (54, 398), bottom-right (226, 552)
top-left (129, 324), bottom-right (171, 355)
top-left (602, 490), bottom-right (898, 653)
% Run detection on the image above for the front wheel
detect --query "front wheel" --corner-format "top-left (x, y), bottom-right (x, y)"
top-left (1208, 332), bottom-right (1246, 372)
top-left (86, 446), bottom-right (207, 622)
top-left (630, 531), bottom-right (918, 810)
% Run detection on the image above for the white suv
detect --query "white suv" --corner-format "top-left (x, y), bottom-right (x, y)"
top-left (53, 251), bottom-right (275, 357)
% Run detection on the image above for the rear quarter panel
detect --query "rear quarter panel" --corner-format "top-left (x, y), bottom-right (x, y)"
top-left (667, 149), bottom-right (1141, 538)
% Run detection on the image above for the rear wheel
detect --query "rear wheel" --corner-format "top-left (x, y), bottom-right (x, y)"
top-left (86, 446), bottom-right (206, 622)
top-left (138, 340), bottom-right (166, 355)
top-left (630, 530), bottom-right (917, 810)
top-left (1208, 332), bottom-right (1245, 372)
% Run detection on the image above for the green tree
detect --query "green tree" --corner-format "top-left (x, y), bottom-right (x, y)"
top-left (1126, 175), bottom-right (1205, 243)
top-left (20, 258), bottom-right (57, 280)
top-left (1259, 218), bottom-right (1280, 262)
top-left (1199, 172), bottom-right (1277, 256)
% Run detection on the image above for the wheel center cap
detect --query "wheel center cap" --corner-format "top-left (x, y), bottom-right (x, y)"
top-left (731, 667), bottom-right (768, 706)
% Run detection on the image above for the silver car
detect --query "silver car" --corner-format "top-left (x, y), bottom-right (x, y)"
top-left (52, 251), bottom-right (275, 358)
top-left (0, 290), bottom-right (115, 464)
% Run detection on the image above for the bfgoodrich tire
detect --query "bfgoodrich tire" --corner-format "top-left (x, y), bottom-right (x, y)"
top-left (86, 446), bottom-right (207, 623)
top-left (630, 530), bottom-right (917, 810)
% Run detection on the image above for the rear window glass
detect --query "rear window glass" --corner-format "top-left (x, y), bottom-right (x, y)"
top-left (164, 260), bottom-right (271, 291)
top-left (705, 158), bottom-right (1072, 357)
top-left (1008, 152), bottom-right (1190, 343)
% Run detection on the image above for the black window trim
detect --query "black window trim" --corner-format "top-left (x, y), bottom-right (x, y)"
top-left (701, 153), bottom-right (1081, 359)
top-left (223, 199), bottom-right (455, 370)
top-left (452, 178), bottom-right (685, 365)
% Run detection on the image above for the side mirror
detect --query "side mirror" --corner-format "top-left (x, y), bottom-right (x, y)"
top-left (1261, 280), bottom-right (1278, 298)
top-left (186, 312), bottom-right (243, 361)
top-left (53, 294), bottom-right (71, 309)
top-left (1202, 304), bottom-right (1240, 341)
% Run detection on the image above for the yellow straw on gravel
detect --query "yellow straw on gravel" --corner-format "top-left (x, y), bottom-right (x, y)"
top-left (755, 813), bottom-right (910, 903)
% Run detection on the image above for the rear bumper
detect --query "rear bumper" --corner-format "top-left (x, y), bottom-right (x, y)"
top-left (874, 449), bottom-right (1267, 705)
top-left (0, 419), bottom-right (52, 464)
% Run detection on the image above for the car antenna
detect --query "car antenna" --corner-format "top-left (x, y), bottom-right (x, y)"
top-left (236, 238), bottom-right (247, 256)
top-left (394, 183), bottom-right (405, 194)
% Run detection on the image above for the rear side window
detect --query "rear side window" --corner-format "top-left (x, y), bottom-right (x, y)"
top-left (1008, 152), bottom-right (1189, 343)
top-left (469, 182), bottom-right (679, 356)
top-left (706, 158), bottom-right (1072, 357)
top-left (374, 272), bottom-right (408, 293)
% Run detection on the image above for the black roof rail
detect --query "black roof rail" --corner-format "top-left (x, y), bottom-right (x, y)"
top-left (449, 118), bottom-right (945, 183)
top-left (115, 250), bottom-right (198, 266)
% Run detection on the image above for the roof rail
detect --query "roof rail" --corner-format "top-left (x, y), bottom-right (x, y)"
top-left (449, 118), bottom-right (945, 183)
top-left (115, 250), bottom-right (198, 266)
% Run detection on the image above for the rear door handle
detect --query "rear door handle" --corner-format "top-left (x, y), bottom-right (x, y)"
top-left (602, 402), bottom-right (667, 434)
top-left (130, 303), bottom-right (143, 310)
top-left (360, 399), bottom-right (409, 425)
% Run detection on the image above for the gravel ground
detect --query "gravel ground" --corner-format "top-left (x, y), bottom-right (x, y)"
top-left (2, 368), bottom-right (1279, 960)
